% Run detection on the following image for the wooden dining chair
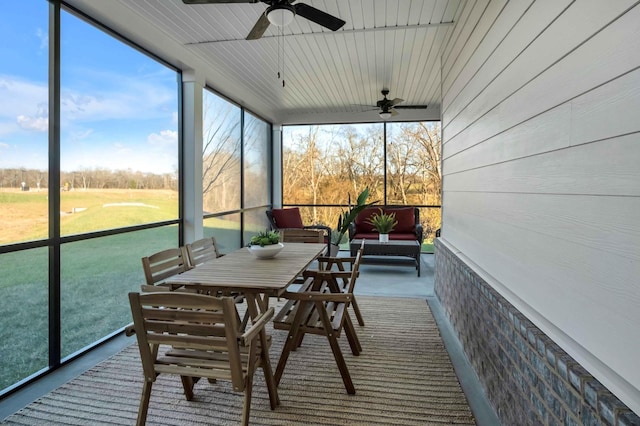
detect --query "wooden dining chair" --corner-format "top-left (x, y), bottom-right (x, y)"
top-left (128, 291), bottom-right (279, 426)
top-left (185, 236), bottom-right (223, 268)
top-left (266, 207), bottom-right (332, 253)
top-left (141, 246), bottom-right (191, 288)
top-left (272, 247), bottom-right (364, 394)
top-left (313, 239), bottom-right (366, 326)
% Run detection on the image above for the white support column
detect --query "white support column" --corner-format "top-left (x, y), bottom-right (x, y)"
top-left (182, 69), bottom-right (204, 244)
top-left (272, 124), bottom-right (283, 208)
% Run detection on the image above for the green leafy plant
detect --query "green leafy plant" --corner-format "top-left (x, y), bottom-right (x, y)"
top-left (366, 208), bottom-right (398, 234)
top-left (332, 187), bottom-right (378, 245)
top-left (250, 230), bottom-right (280, 246)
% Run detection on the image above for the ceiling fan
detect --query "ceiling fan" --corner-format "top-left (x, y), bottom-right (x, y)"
top-left (375, 89), bottom-right (428, 119)
top-left (182, 0), bottom-right (346, 40)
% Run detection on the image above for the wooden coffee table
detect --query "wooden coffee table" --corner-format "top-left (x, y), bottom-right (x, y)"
top-left (349, 239), bottom-right (421, 276)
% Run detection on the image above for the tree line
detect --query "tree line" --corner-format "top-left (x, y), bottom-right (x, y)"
top-left (0, 167), bottom-right (177, 191)
top-left (280, 122), bottom-right (442, 238)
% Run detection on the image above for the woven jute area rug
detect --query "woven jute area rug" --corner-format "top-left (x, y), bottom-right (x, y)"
top-left (3, 296), bottom-right (475, 425)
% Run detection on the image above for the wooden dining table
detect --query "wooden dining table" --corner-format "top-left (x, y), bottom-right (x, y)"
top-left (166, 242), bottom-right (326, 315)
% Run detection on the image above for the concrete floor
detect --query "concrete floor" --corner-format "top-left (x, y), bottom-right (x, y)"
top-left (0, 253), bottom-right (500, 425)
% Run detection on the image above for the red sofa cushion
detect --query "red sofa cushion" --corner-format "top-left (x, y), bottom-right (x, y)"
top-left (354, 207), bottom-right (380, 233)
top-left (271, 208), bottom-right (304, 228)
top-left (383, 207), bottom-right (415, 233)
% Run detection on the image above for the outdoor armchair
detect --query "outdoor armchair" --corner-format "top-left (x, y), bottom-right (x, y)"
top-left (128, 292), bottom-right (279, 426)
top-left (266, 207), bottom-right (332, 253)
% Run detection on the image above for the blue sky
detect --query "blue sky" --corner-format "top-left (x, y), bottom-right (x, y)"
top-left (0, 2), bottom-right (179, 174)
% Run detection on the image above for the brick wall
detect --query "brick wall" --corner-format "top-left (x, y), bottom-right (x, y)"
top-left (434, 239), bottom-right (640, 426)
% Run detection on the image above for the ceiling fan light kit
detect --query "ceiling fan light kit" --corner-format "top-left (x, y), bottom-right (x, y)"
top-left (266, 4), bottom-right (295, 27)
top-left (370, 89), bottom-right (428, 119)
top-left (183, 1), bottom-right (346, 40)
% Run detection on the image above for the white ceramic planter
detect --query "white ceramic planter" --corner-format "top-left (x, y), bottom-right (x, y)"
top-left (379, 234), bottom-right (389, 243)
top-left (247, 242), bottom-right (284, 259)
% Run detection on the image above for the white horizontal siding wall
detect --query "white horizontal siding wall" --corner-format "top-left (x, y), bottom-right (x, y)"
top-left (440, 0), bottom-right (640, 414)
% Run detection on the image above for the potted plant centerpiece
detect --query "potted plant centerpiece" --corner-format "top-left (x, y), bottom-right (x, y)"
top-left (247, 230), bottom-right (284, 258)
top-left (330, 187), bottom-right (378, 256)
top-left (367, 208), bottom-right (398, 243)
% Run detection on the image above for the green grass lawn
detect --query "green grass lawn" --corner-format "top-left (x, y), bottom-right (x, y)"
top-left (0, 189), bottom-right (178, 244)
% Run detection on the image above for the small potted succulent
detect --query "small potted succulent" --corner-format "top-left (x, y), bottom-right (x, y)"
top-left (248, 230), bottom-right (283, 258)
top-left (366, 208), bottom-right (398, 243)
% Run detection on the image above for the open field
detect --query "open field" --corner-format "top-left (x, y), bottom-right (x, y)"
top-left (0, 188), bottom-right (178, 245)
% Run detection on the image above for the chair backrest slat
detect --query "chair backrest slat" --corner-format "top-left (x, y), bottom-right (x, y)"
top-left (147, 334), bottom-right (231, 351)
top-left (144, 320), bottom-right (228, 338)
top-left (141, 247), bottom-right (190, 285)
top-left (185, 237), bottom-right (223, 268)
top-left (143, 306), bottom-right (226, 325)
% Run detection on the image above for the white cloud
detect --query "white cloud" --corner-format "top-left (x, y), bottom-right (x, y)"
top-left (17, 115), bottom-right (48, 132)
top-left (0, 72), bottom-right (176, 131)
top-left (0, 141), bottom-right (9, 149)
top-left (148, 129), bottom-right (177, 146)
top-left (59, 69), bottom-right (176, 123)
top-left (0, 75), bottom-right (47, 120)
top-left (36, 28), bottom-right (48, 51)
top-left (68, 128), bottom-right (94, 142)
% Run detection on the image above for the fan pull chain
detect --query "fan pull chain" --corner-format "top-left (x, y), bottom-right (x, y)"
top-left (277, 26), bottom-right (281, 82)
top-left (280, 26), bottom-right (285, 88)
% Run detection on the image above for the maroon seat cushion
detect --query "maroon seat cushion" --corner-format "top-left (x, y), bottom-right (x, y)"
top-left (389, 233), bottom-right (417, 241)
top-left (383, 207), bottom-right (415, 233)
top-left (271, 208), bottom-right (304, 228)
top-left (352, 232), bottom-right (379, 240)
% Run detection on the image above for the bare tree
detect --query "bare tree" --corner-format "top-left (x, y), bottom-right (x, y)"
top-left (407, 122), bottom-right (441, 205)
top-left (202, 94), bottom-right (241, 212)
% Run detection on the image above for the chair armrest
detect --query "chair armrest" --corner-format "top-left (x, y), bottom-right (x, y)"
top-left (125, 323), bottom-right (136, 336)
top-left (348, 222), bottom-right (356, 240)
top-left (316, 256), bottom-right (356, 263)
top-left (240, 307), bottom-right (274, 345)
top-left (415, 223), bottom-right (423, 243)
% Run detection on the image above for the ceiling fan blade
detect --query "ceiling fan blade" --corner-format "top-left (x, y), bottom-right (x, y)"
top-left (389, 97), bottom-right (404, 106)
top-left (293, 3), bottom-right (346, 31)
top-left (391, 108), bottom-right (399, 117)
top-left (246, 12), bottom-right (271, 40)
top-left (394, 104), bottom-right (428, 109)
top-left (183, 0), bottom-right (258, 4)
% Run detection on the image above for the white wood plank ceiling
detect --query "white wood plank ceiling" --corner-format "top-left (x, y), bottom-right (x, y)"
top-left (64, 0), bottom-right (465, 124)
